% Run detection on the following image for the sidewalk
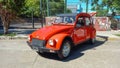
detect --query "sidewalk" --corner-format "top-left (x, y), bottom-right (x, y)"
top-left (0, 22), bottom-right (42, 39)
top-left (97, 30), bottom-right (120, 39)
top-left (0, 29), bottom-right (35, 39)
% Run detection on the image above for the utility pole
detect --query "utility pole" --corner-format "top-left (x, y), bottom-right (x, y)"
top-left (46, 0), bottom-right (49, 16)
top-left (32, 9), bottom-right (34, 29)
top-left (40, 0), bottom-right (43, 28)
top-left (64, 0), bottom-right (67, 13)
top-left (40, 0), bottom-right (42, 12)
top-left (86, 0), bottom-right (88, 13)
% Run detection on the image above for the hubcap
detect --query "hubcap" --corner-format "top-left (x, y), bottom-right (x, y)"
top-left (92, 38), bottom-right (95, 43)
top-left (62, 42), bottom-right (70, 57)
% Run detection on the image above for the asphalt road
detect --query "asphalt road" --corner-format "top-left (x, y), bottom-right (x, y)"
top-left (0, 36), bottom-right (120, 68)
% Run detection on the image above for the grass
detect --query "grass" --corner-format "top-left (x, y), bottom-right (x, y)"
top-left (0, 33), bottom-right (16, 37)
top-left (115, 34), bottom-right (120, 37)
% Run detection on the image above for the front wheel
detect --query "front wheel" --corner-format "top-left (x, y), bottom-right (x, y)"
top-left (57, 40), bottom-right (71, 59)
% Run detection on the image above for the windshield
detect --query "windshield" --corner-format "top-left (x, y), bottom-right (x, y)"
top-left (54, 16), bottom-right (76, 24)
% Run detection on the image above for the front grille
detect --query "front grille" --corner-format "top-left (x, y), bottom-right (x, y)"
top-left (31, 38), bottom-right (45, 48)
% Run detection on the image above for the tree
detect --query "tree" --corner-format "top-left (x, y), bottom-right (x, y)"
top-left (0, 0), bottom-right (25, 34)
top-left (91, 0), bottom-right (120, 16)
top-left (91, 0), bottom-right (108, 16)
top-left (23, 0), bottom-right (71, 17)
top-left (22, 0), bottom-right (40, 17)
top-left (80, 0), bottom-right (120, 16)
top-left (49, 0), bottom-right (65, 15)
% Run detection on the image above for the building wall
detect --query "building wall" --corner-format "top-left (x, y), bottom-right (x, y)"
top-left (93, 17), bottom-right (111, 31)
top-left (45, 16), bottom-right (112, 31)
top-left (45, 17), bottom-right (57, 26)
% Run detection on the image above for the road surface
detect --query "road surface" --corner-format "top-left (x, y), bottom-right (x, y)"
top-left (0, 35), bottom-right (120, 68)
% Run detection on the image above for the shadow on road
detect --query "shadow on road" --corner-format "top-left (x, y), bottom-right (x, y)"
top-left (37, 35), bottom-right (108, 62)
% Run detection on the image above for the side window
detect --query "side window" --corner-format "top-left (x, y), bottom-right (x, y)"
top-left (76, 17), bottom-right (85, 28)
top-left (85, 18), bottom-right (91, 26)
top-left (64, 17), bottom-right (74, 23)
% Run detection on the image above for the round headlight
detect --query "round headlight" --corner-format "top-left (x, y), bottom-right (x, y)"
top-left (49, 39), bottom-right (56, 46)
top-left (28, 36), bottom-right (30, 40)
top-left (28, 35), bottom-right (32, 41)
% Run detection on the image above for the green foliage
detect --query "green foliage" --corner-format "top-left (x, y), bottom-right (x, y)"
top-left (49, 0), bottom-right (64, 16)
top-left (1, 0), bottom-right (70, 17)
top-left (0, 0), bottom-right (25, 15)
top-left (91, 0), bottom-right (120, 16)
top-left (115, 34), bottom-right (120, 37)
top-left (22, 0), bottom-right (40, 17)
top-left (0, 0), bottom-right (25, 34)
top-left (96, 10), bottom-right (108, 16)
top-left (80, 0), bottom-right (120, 16)
top-left (22, 0), bottom-right (70, 17)
top-left (0, 0), bottom-right (2, 2)
top-left (0, 33), bottom-right (16, 36)
top-left (66, 9), bottom-right (72, 13)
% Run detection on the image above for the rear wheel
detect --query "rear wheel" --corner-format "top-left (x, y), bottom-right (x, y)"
top-left (57, 40), bottom-right (71, 59)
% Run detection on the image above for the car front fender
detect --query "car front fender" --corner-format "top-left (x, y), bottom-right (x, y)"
top-left (46, 34), bottom-right (71, 51)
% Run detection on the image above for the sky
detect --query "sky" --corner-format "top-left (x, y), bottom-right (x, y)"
top-left (67, 0), bottom-right (94, 12)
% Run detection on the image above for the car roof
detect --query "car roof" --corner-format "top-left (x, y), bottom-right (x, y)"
top-left (57, 13), bottom-right (77, 17)
top-left (57, 13), bottom-right (91, 18)
top-left (77, 13), bottom-right (91, 17)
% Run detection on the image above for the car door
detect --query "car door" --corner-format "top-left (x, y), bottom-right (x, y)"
top-left (73, 17), bottom-right (86, 45)
top-left (85, 17), bottom-right (93, 40)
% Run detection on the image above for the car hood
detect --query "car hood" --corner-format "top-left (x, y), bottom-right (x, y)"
top-left (31, 25), bottom-right (74, 40)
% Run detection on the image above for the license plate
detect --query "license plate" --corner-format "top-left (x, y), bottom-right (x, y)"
top-left (31, 39), bottom-right (44, 47)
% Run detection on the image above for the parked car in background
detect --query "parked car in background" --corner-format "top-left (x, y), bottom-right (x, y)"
top-left (27, 13), bottom-right (96, 59)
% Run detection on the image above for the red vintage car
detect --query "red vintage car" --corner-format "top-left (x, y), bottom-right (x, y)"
top-left (27, 13), bottom-right (96, 59)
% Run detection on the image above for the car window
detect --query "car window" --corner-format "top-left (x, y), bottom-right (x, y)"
top-left (76, 17), bottom-right (85, 27)
top-left (54, 16), bottom-right (75, 24)
top-left (64, 16), bottom-right (75, 23)
top-left (54, 17), bottom-right (63, 23)
top-left (85, 18), bottom-right (91, 26)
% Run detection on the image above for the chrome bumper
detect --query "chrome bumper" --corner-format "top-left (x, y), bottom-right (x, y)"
top-left (27, 41), bottom-right (57, 53)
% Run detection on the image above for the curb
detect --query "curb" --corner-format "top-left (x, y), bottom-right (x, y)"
top-left (96, 34), bottom-right (120, 41)
top-left (107, 37), bottom-right (120, 40)
top-left (0, 34), bottom-right (28, 40)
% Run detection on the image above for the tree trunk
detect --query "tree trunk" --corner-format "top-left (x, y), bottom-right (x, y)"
top-left (3, 25), bottom-right (8, 34)
top-left (1, 17), bottom-right (10, 34)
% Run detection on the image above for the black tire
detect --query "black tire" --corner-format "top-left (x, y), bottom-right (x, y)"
top-left (90, 37), bottom-right (96, 44)
top-left (57, 40), bottom-right (71, 60)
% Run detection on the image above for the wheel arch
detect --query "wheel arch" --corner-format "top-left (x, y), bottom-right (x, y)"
top-left (46, 34), bottom-right (74, 50)
top-left (63, 36), bottom-right (74, 47)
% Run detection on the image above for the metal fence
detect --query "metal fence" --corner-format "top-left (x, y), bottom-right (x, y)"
top-left (10, 17), bottom-right (43, 29)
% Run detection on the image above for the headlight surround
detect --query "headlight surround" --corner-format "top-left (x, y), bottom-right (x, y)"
top-left (28, 35), bottom-right (32, 41)
top-left (48, 39), bottom-right (56, 46)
